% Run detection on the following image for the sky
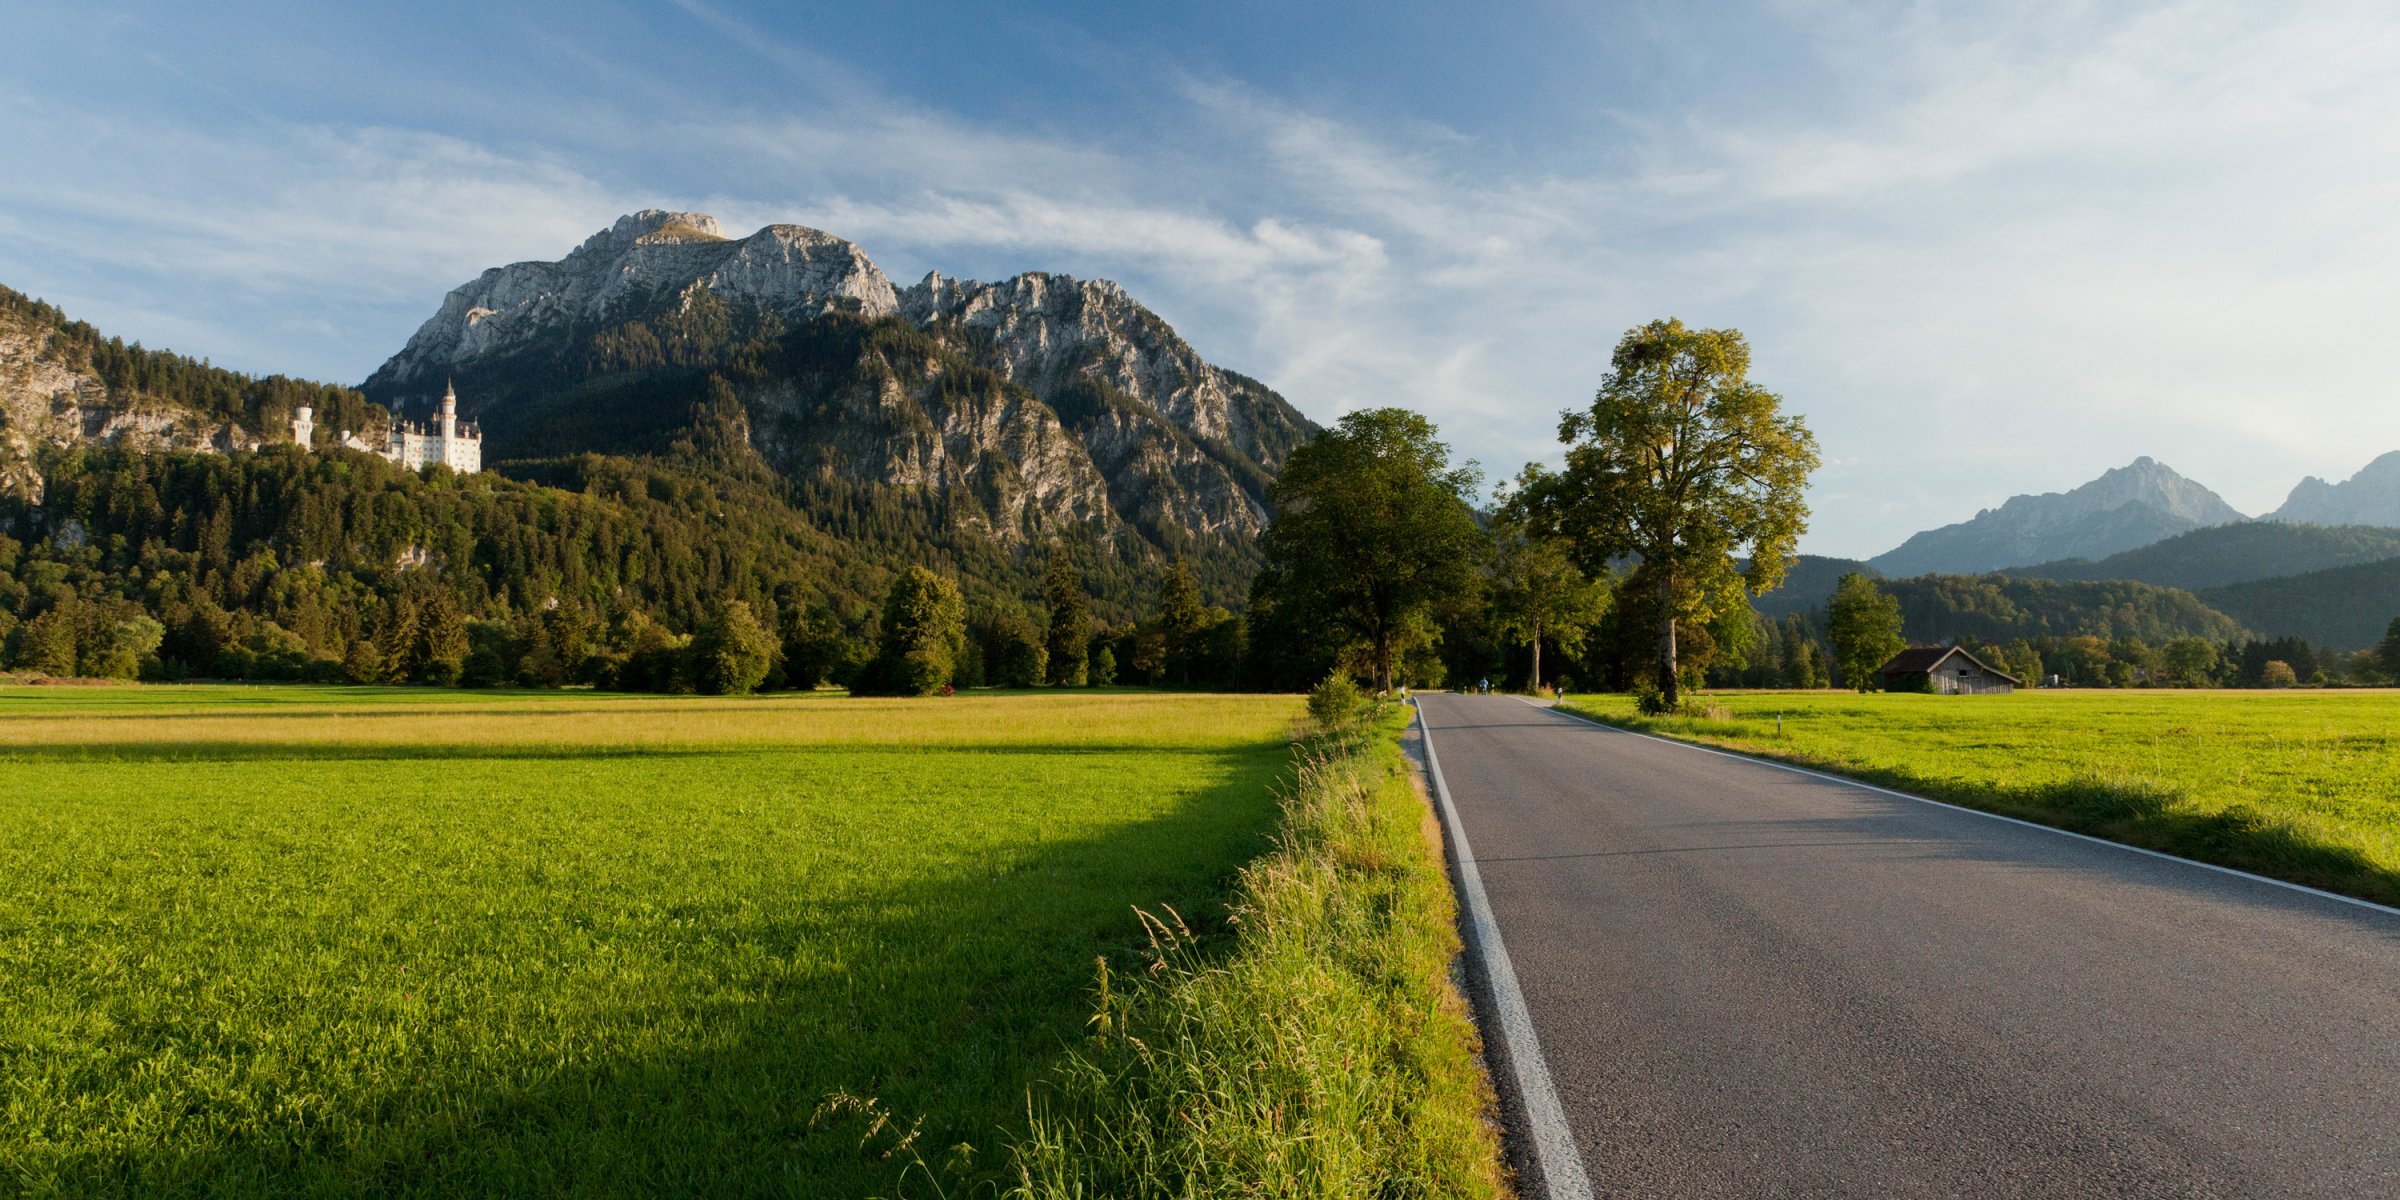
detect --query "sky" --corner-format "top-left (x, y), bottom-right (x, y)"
top-left (4, 0), bottom-right (2398, 558)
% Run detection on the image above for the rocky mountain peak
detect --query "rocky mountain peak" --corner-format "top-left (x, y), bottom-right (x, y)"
top-left (369, 212), bottom-right (901, 396)
top-left (1871, 457), bottom-right (2247, 576)
top-left (2269, 450), bottom-right (2400, 527)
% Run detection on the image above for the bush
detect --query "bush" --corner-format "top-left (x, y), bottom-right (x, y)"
top-left (1307, 672), bottom-right (1365, 730)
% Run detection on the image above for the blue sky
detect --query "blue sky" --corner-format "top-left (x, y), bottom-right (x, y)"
top-left (5, 1), bottom-right (2398, 557)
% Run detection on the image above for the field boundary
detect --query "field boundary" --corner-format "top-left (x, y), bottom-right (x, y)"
top-left (1416, 700), bottom-right (1596, 1200)
top-left (1530, 697), bottom-right (2400, 920)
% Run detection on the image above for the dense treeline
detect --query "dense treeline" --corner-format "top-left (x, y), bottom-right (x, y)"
top-left (0, 441), bottom-right (1252, 692)
top-left (0, 284), bottom-right (383, 440)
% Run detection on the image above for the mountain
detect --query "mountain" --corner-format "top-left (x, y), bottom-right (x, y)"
top-left (362, 211), bottom-right (1310, 579)
top-left (2003, 522), bottom-right (2400, 591)
top-left (0, 285), bottom-right (379, 502)
top-left (2269, 452), bottom-right (2400, 527)
top-left (1750, 554), bottom-right (1876, 620)
top-left (1881, 575), bottom-right (2247, 646)
top-left (2199, 558), bottom-right (2400, 649)
top-left (1868, 458), bottom-right (2247, 577)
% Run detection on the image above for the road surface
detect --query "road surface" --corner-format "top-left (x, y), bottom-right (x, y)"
top-left (1415, 693), bottom-right (2400, 1199)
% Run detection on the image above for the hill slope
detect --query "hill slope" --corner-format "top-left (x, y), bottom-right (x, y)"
top-left (2199, 559), bottom-right (2400, 649)
top-left (0, 286), bottom-right (380, 502)
top-left (2003, 522), bottom-right (2400, 591)
top-left (1868, 458), bottom-right (2245, 576)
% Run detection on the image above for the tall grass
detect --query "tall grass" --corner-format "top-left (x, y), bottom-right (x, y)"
top-left (1002, 706), bottom-right (1506, 1199)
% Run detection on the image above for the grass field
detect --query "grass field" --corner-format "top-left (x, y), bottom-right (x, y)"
top-left (0, 685), bottom-right (1304, 1197)
top-left (1561, 689), bottom-right (2400, 905)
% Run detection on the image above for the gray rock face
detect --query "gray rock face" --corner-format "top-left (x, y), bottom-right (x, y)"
top-left (1870, 457), bottom-right (2248, 576)
top-left (373, 211), bottom-right (902, 389)
top-left (0, 308), bottom-right (260, 503)
top-left (368, 212), bottom-right (1315, 554)
top-left (2268, 452), bottom-right (2400, 527)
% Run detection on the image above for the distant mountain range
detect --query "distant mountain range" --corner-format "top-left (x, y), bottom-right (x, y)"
top-left (1867, 457), bottom-right (2247, 577)
top-left (1869, 453), bottom-right (2400, 577)
top-left (2269, 451), bottom-right (2400, 527)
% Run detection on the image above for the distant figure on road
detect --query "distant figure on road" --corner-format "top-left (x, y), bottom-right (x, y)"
top-left (1478, 677), bottom-right (1490, 695)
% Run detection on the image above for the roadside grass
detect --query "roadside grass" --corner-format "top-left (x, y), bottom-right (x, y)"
top-left (1003, 704), bottom-right (1506, 1199)
top-left (0, 685), bottom-right (1300, 1196)
top-left (1560, 689), bottom-right (2400, 906)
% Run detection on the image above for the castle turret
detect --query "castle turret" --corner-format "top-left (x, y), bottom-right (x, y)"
top-left (439, 380), bottom-right (458, 442)
top-left (292, 405), bottom-right (315, 449)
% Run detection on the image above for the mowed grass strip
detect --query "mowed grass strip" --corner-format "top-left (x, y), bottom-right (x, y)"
top-left (0, 685), bottom-right (1299, 1197)
top-left (1561, 689), bottom-right (2400, 905)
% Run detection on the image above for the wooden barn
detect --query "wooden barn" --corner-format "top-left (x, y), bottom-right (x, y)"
top-left (1876, 646), bottom-right (2021, 695)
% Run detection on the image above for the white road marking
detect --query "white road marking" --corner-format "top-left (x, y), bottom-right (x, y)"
top-left (1526, 696), bottom-right (2400, 920)
top-left (1415, 700), bottom-right (1597, 1200)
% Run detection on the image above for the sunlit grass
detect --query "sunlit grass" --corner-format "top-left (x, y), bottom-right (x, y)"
top-left (0, 684), bottom-right (1301, 1197)
top-left (1562, 689), bottom-right (2400, 904)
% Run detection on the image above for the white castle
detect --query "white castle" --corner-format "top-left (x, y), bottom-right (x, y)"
top-left (293, 381), bottom-right (482, 474)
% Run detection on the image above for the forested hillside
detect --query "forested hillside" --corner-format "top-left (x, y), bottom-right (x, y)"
top-left (2006, 522), bottom-right (2400, 590)
top-left (0, 284), bottom-right (382, 500)
top-left (2200, 557), bottom-right (2400, 649)
top-left (1881, 574), bottom-right (2245, 645)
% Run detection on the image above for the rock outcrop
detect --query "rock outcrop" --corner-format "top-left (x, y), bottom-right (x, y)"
top-left (0, 304), bottom-right (264, 502)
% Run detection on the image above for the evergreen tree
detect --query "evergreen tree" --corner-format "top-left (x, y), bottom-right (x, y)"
top-left (2378, 617), bottom-right (2400, 681)
top-left (1042, 554), bottom-right (1091, 687)
top-left (857, 567), bottom-right (965, 696)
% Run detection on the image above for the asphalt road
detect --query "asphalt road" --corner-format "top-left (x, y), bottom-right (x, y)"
top-left (1416, 693), bottom-right (2400, 1199)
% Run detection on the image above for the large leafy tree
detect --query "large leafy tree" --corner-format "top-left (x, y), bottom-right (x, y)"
top-left (1252, 409), bottom-right (1484, 693)
top-left (1826, 572), bottom-right (1905, 691)
top-left (1528, 320), bottom-right (1818, 704)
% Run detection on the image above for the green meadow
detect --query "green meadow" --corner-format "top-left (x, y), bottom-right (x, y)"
top-left (1562, 689), bottom-right (2400, 905)
top-left (0, 685), bottom-right (1302, 1197)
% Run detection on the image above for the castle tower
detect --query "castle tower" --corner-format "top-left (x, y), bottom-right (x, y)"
top-left (292, 405), bottom-right (315, 449)
top-left (439, 379), bottom-right (459, 442)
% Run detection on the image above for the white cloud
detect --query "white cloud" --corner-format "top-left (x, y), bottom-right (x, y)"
top-left (5, 0), bottom-right (2399, 555)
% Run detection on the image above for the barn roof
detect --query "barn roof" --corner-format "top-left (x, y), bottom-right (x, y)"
top-left (1876, 645), bottom-right (2022, 685)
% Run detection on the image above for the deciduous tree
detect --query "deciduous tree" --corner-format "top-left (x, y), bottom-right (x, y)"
top-left (1827, 573), bottom-right (1904, 691)
top-left (1250, 409), bottom-right (1485, 693)
top-left (1525, 320), bottom-right (1818, 705)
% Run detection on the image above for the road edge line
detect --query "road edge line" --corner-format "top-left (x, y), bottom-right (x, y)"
top-left (1416, 699), bottom-right (1597, 1200)
top-left (1523, 697), bottom-right (2400, 920)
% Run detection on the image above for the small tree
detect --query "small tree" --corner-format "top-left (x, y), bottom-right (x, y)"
top-left (1826, 573), bottom-right (1904, 691)
top-left (2377, 617), bottom-right (2400, 682)
top-left (693, 600), bottom-right (775, 695)
top-left (1043, 555), bottom-right (1091, 687)
top-left (1487, 501), bottom-right (1610, 692)
top-left (2261, 659), bottom-right (2300, 688)
top-left (2159, 638), bottom-right (2220, 688)
top-left (1156, 559), bottom-right (1207, 685)
top-left (858, 567), bottom-right (966, 696)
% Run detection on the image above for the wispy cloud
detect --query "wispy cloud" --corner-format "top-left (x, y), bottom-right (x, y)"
top-left (3, 0), bottom-right (2397, 553)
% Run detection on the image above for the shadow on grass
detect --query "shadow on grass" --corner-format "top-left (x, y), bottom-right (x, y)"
top-left (0, 741), bottom-right (1266, 765)
top-left (5, 744), bottom-right (1294, 1198)
top-left (1583, 711), bottom-right (2400, 913)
